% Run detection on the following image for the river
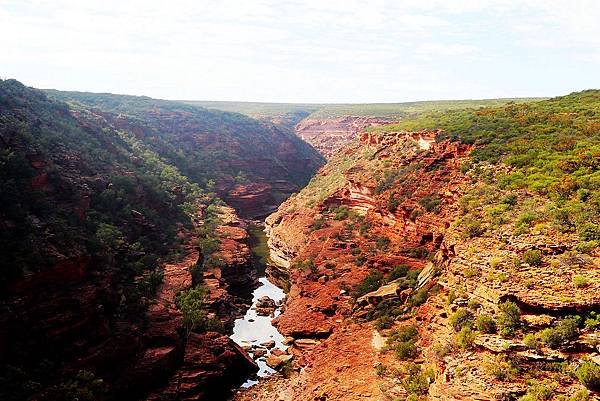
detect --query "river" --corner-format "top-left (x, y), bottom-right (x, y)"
top-left (230, 223), bottom-right (287, 387)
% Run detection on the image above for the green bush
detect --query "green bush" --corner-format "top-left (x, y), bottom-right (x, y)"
top-left (175, 285), bottom-right (210, 334)
top-left (579, 223), bottom-right (600, 241)
top-left (395, 341), bottom-right (418, 360)
top-left (419, 195), bottom-right (442, 213)
top-left (483, 354), bottom-right (518, 381)
top-left (402, 363), bottom-right (434, 396)
top-left (522, 249), bottom-right (542, 266)
top-left (497, 301), bottom-right (520, 337)
top-left (388, 325), bottom-right (419, 343)
top-left (575, 361), bottom-right (600, 391)
top-left (573, 275), bottom-right (589, 288)
top-left (523, 333), bottom-right (540, 350)
top-left (519, 380), bottom-right (556, 401)
top-left (387, 195), bottom-right (400, 212)
top-left (457, 326), bottom-right (476, 350)
top-left (476, 314), bottom-right (497, 334)
top-left (410, 288), bottom-right (429, 307)
top-left (353, 271), bottom-right (384, 298)
top-left (462, 217), bottom-right (485, 238)
top-left (331, 205), bottom-right (350, 220)
top-left (375, 236), bottom-right (391, 250)
top-left (449, 308), bottom-right (473, 332)
top-left (501, 194), bottom-right (517, 206)
top-left (388, 265), bottom-right (409, 281)
top-left (310, 217), bottom-right (327, 231)
top-left (47, 370), bottom-right (107, 401)
top-left (539, 317), bottom-right (579, 348)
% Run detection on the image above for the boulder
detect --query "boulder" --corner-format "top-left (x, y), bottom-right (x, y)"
top-left (261, 340), bottom-right (276, 348)
top-left (356, 281), bottom-right (401, 307)
top-left (255, 296), bottom-right (278, 316)
top-left (266, 354), bottom-right (293, 370)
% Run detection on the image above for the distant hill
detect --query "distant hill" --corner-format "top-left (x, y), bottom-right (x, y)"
top-left (48, 90), bottom-right (325, 194)
top-left (186, 97), bottom-right (544, 121)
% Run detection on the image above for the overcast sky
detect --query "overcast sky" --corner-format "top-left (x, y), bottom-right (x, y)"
top-left (1, 0), bottom-right (599, 103)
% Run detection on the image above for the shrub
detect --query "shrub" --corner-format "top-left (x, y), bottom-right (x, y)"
top-left (573, 275), bottom-right (589, 288)
top-left (476, 314), bottom-right (497, 334)
top-left (138, 269), bottom-right (164, 296)
top-left (388, 265), bottom-right (409, 281)
top-left (523, 333), bottom-right (540, 350)
top-left (331, 205), bottom-right (350, 220)
top-left (501, 194), bottom-right (517, 206)
top-left (388, 325), bottom-right (419, 343)
top-left (489, 256), bottom-right (502, 269)
top-left (457, 326), bottom-right (476, 350)
top-left (539, 317), bottom-right (579, 348)
top-left (517, 212), bottom-right (538, 227)
top-left (395, 341), bottom-right (418, 360)
top-left (350, 247), bottom-right (361, 256)
top-left (497, 301), bottom-right (520, 337)
top-left (579, 223), bottom-right (600, 241)
top-left (405, 247), bottom-right (430, 259)
top-left (402, 363), bottom-right (433, 396)
top-left (419, 195), bottom-right (442, 213)
top-left (310, 217), bottom-right (327, 231)
top-left (410, 288), bottom-right (429, 307)
top-left (374, 236), bottom-right (391, 250)
top-left (47, 370), bottom-right (107, 401)
top-left (584, 312), bottom-right (600, 330)
top-left (95, 223), bottom-right (125, 249)
top-left (484, 354), bottom-right (517, 381)
top-left (353, 271), bottom-right (384, 298)
top-left (575, 361), bottom-right (600, 391)
top-left (519, 380), bottom-right (556, 401)
top-left (462, 217), bottom-right (485, 238)
top-left (375, 316), bottom-right (394, 330)
top-left (522, 249), bottom-right (542, 266)
top-left (387, 195), bottom-right (400, 212)
top-left (449, 308), bottom-right (473, 331)
top-left (355, 255), bottom-right (367, 266)
top-left (575, 241), bottom-right (598, 254)
top-left (175, 285), bottom-right (209, 334)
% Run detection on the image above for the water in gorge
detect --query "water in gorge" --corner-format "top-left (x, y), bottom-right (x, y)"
top-left (230, 223), bottom-right (287, 387)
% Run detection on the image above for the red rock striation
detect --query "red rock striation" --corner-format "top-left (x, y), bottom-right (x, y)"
top-left (295, 116), bottom-right (392, 158)
top-left (237, 132), bottom-right (473, 400)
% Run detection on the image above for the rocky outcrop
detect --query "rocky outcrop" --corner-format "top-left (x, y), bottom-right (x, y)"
top-left (138, 206), bottom-right (259, 400)
top-left (146, 333), bottom-right (257, 401)
top-left (235, 132), bottom-right (474, 400)
top-left (295, 116), bottom-right (392, 157)
top-left (224, 183), bottom-right (281, 219)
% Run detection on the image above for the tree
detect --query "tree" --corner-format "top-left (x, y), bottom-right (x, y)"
top-left (176, 286), bottom-right (209, 335)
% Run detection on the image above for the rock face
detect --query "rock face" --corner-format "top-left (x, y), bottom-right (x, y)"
top-left (146, 333), bottom-right (257, 401)
top-left (47, 90), bottom-right (326, 219)
top-left (0, 80), bottom-right (271, 401)
top-left (238, 124), bottom-right (600, 401)
top-left (295, 116), bottom-right (392, 158)
top-left (237, 131), bottom-right (473, 401)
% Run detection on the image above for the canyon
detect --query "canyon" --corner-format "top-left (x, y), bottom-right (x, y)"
top-left (1, 81), bottom-right (598, 401)
top-left (294, 116), bottom-right (392, 158)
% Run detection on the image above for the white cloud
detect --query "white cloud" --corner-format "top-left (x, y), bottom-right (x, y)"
top-left (0, 0), bottom-right (598, 102)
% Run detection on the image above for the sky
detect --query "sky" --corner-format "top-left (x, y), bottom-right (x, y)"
top-left (1, 0), bottom-right (599, 103)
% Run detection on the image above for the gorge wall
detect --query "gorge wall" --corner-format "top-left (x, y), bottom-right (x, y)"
top-left (236, 91), bottom-right (600, 401)
top-left (294, 116), bottom-right (391, 158)
top-left (0, 80), bottom-right (322, 401)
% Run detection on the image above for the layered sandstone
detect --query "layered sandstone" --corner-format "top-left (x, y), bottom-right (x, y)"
top-left (295, 116), bottom-right (392, 157)
top-left (238, 129), bottom-right (599, 401)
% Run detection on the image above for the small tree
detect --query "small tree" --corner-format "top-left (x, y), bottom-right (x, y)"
top-left (497, 301), bottom-right (520, 337)
top-left (176, 286), bottom-right (209, 335)
top-left (575, 361), bottom-right (600, 391)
